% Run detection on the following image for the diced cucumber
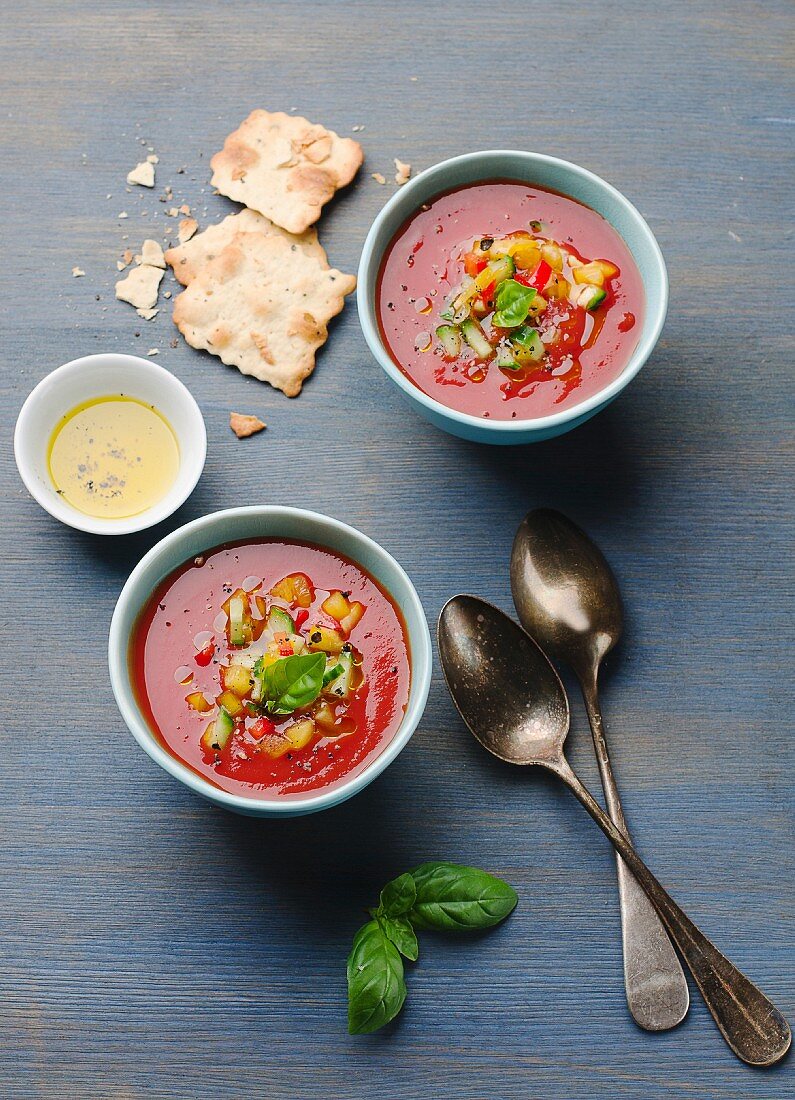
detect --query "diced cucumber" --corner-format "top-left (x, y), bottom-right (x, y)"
top-left (461, 318), bottom-right (493, 360)
top-left (511, 325), bottom-right (545, 363)
top-left (578, 285), bottom-right (606, 311)
top-left (208, 706), bottom-right (235, 751)
top-left (322, 660), bottom-right (344, 687)
top-left (324, 650), bottom-right (354, 699)
top-left (267, 606), bottom-right (296, 634)
top-left (436, 324), bottom-right (462, 358)
top-left (496, 347), bottom-right (521, 370)
top-left (228, 597), bottom-right (246, 646)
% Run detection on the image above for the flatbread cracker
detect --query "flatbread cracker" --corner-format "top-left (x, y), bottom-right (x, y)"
top-left (165, 209), bottom-right (323, 286)
top-left (210, 110), bottom-right (363, 234)
top-left (172, 230), bottom-right (356, 396)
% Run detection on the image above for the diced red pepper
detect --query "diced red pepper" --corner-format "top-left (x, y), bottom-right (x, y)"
top-left (463, 252), bottom-right (488, 278)
top-left (194, 641), bottom-right (215, 666)
top-left (250, 716), bottom-right (277, 739)
top-left (294, 608), bottom-right (309, 629)
top-left (528, 260), bottom-right (552, 291)
top-left (479, 281), bottom-right (495, 304)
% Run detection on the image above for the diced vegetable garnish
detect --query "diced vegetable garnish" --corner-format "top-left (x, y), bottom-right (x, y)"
top-left (185, 690), bottom-right (212, 712)
top-left (461, 318), bottom-right (493, 359)
top-left (474, 254), bottom-right (515, 292)
top-left (269, 573), bottom-right (314, 608)
top-left (220, 663), bottom-right (253, 698)
top-left (577, 285), bottom-right (607, 311)
top-left (200, 706), bottom-right (235, 753)
top-left (267, 605), bottom-right (296, 635)
top-left (431, 227), bottom-right (620, 379)
top-left (228, 596), bottom-right (248, 646)
top-left (307, 624), bottom-right (345, 654)
top-left (510, 325), bottom-right (546, 363)
top-left (321, 590), bottom-right (351, 621)
top-left (216, 690), bottom-right (246, 718)
top-left (436, 324), bottom-right (462, 359)
top-left (324, 649), bottom-right (355, 699)
top-left (194, 641), bottom-right (215, 667)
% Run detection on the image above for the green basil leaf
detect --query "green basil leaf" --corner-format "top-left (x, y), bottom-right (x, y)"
top-left (377, 914), bottom-right (419, 961)
top-left (378, 872), bottom-right (416, 918)
top-left (259, 652), bottom-right (325, 715)
top-left (408, 862), bottom-right (518, 931)
top-left (492, 279), bottom-right (536, 328)
top-left (347, 920), bottom-right (407, 1034)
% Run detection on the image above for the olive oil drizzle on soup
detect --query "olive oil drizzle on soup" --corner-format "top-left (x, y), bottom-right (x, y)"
top-left (377, 181), bottom-right (644, 420)
top-left (131, 540), bottom-right (411, 799)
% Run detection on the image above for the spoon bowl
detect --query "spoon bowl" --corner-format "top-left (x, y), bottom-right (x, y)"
top-left (438, 594), bottom-right (570, 768)
top-left (511, 508), bottom-right (623, 678)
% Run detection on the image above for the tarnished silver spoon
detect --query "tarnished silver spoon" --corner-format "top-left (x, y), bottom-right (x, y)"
top-left (510, 508), bottom-right (689, 1031)
top-left (438, 594), bottom-right (790, 1067)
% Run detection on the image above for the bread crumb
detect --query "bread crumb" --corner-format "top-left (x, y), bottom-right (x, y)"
top-left (127, 161), bottom-right (155, 188)
top-left (394, 158), bottom-right (411, 186)
top-left (371, 172), bottom-right (386, 185)
top-left (230, 413), bottom-right (267, 438)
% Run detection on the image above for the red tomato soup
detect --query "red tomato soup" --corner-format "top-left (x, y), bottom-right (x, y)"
top-left (377, 181), bottom-right (645, 420)
top-left (130, 540), bottom-right (411, 799)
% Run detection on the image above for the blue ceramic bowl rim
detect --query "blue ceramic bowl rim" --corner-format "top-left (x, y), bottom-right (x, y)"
top-left (357, 149), bottom-right (668, 436)
top-left (108, 506), bottom-right (432, 816)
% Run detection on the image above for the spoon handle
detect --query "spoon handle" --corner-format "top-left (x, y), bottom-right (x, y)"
top-left (580, 676), bottom-right (689, 1031)
top-left (550, 756), bottom-right (791, 1067)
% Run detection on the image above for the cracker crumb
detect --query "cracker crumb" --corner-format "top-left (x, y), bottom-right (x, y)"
top-left (394, 158), bottom-right (411, 185)
top-left (118, 211), bottom-right (129, 219)
top-left (371, 172), bottom-right (386, 185)
top-left (178, 203), bottom-right (191, 216)
top-left (230, 413), bottom-right (267, 438)
top-left (116, 260), bottom-right (127, 271)
top-left (140, 239), bottom-right (166, 268)
top-left (127, 161), bottom-right (155, 188)
top-left (352, 124), bottom-right (365, 132)
top-left (164, 290), bottom-right (172, 299)
top-left (147, 348), bottom-right (159, 356)
top-left (167, 207), bottom-right (180, 217)
top-left (123, 249), bottom-right (133, 264)
top-left (72, 266), bottom-right (85, 277)
top-left (146, 154), bottom-right (159, 164)
top-left (178, 217), bottom-right (199, 244)
top-left (136, 307), bottom-right (159, 320)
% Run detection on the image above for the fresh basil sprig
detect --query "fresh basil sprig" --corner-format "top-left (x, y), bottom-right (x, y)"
top-left (255, 652), bottom-right (325, 714)
top-left (492, 279), bottom-right (536, 328)
top-left (347, 862), bottom-right (517, 1034)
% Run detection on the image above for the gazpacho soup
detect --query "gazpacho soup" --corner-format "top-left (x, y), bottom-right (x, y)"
top-left (131, 539), bottom-right (411, 798)
top-left (377, 181), bottom-right (645, 420)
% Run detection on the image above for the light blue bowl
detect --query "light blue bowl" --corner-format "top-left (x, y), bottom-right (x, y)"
top-left (357, 150), bottom-right (668, 444)
top-left (108, 506), bottom-right (432, 817)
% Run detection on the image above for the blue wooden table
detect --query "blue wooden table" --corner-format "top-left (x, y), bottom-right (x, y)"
top-left (2, 2), bottom-right (793, 1096)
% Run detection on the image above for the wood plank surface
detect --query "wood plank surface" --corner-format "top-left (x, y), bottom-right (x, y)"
top-left (1, 1), bottom-right (793, 1097)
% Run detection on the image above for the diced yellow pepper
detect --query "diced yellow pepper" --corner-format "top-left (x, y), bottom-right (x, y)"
top-left (507, 240), bottom-right (542, 271)
top-left (307, 624), bottom-right (345, 655)
top-left (185, 691), bottom-right (212, 713)
top-left (221, 664), bottom-right (253, 698)
top-left (573, 260), bottom-right (617, 287)
top-left (215, 690), bottom-right (245, 718)
top-left (541, 243), bottom-right (564, 272)
top-left (269, 573), bottom-right (314, 608)
top-left (321, 590), bottom-right (351, 622)
top-left (284, 718), bottom-right (316, 750)
top-left (340, 601), bottom-right (366, 636)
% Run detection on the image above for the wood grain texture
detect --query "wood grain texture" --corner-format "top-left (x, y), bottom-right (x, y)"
top-left (1, 0), bottom-right (793, 1096)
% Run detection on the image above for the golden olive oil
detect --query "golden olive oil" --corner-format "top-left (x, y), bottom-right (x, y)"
top-left (48, 396), bottom-right (179, 519)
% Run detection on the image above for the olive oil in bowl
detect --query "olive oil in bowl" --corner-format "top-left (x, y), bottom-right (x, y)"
top-left (48, 396), bottom-right (179, 520)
